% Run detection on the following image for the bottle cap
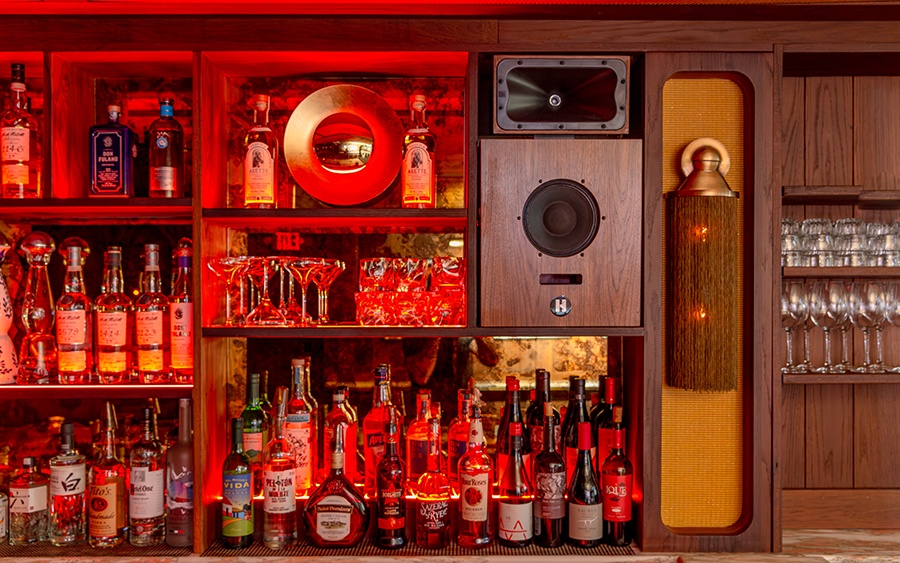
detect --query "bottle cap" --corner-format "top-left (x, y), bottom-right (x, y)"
top-left (231, 417), bottom-right (243, 441)
top-left (275, 387), bottom-right (289, 417)
top-left (506, 375), bottom-right (519, 391)
top-left (291, 356), bottom-right (309, 368)
top-left (409, 93), bottom-right (427, 107)
top-left (22, 457), bottom-right (34, 468)
top-left (143, 244), bottom-right (160, 267)
top-left (252, 94), bottom-right (270, 108)
top-left (143, 407), bottom-right (154, 423)
top-left (61, 421), bottom-right (75, 450)
top-left (605, 376), bottom-right (618, 404)
top-left (11, 63), bottom-right (24, 83)
top-left (333, 388), bottom-right (345, 402)
top-left (106, 247), bottom-right (122, 267)
top-left (159, 97), bottom-right (174, 117)
top-left (374, 364), bottom-right (390, 384)
top-left (577, 421), bottom-right (592, 450)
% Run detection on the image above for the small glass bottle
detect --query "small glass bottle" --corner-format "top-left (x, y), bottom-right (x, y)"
top-left (533, 402), bottom-right (565, 548)
top-left (242, 94), bottom-right (278, 209)
top-left (601, 406), bottom-right (632, 546)
top-left (285, 357), bottom-right (317, 496)
top-left (375, 419), bottom-right (406, 549)
top-left (447, 390), bottom-right (473, 493)
top-left (561, 376), bottom-right (593, 486)
top-left (169, 242), bottom-right (193, 383)
top-left (89, 104), bottom-right (135, 197)
top-left (405, 390), bottom-right (431, 493)
top-left (134, 244), bottom-right (171, 383)
top-left (401, 93), bottom-right (436, 209)
top-left (56, 237), bottom-right (93, 385)
top-left (414, 419), bottom-right (451, 549)
top-left (1, 63), bottom-right (43, 199)
top-left (241, 372), bottom-right (267, 498)
top-left (89, 402), bottom-right (127, 547)
top-left (129, 407), bottom-right (166, 546)
top-left (457, 405), bottom-right (493, 549)
top-left (497, 421), bottom-right (533, 547)
top-left (148, 97), bottom-right (184, 198)
top-left (49, 421), bottom-right (86, 545)
top-left (304, 423), bottom-right (369, 548)
top-left (263, 388), bottom-right (297, 549)
top-left (321, 387), bottom-right (357, 486)
top-left (363, 364), bottom-right (401, 497)
top-left (166, 398), bottom-right (193, 547)
top-left (9, 457), bottom-right (49, 545)
top-left (222, 417), bottom-right (253, 549)
top-left (566, 421), bottom-right (602, 548)
top-left (95, 247), bottom-right (133, 384)
top-left (17, 231), bottom-right (57, 384)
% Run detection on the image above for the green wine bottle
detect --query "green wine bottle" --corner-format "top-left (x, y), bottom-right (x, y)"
top-left (222, 417), bottom-right (253, 549)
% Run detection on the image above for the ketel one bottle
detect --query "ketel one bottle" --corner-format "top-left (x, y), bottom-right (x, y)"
top-left (89, 104), bottom-right (135, 197)
top-left (56, 238), bottom-right (93, 384)
top-left (285, 357), bottom-right (317, 496)
top-left (129, 407), bottom-right (166, 546)
top-left (49, 421), bottom-right (87, 545)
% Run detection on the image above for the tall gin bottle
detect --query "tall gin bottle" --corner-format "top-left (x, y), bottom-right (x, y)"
top-left (89, 104), bottom-right (134, 197)
top-left (169, 243), bottom-right (193, 383)
top-left (242, 94), bottom-right (277, 208)
top-left (49, 421), bottom-right (86, 545)
top-left (95, 247), bottom-right (132, 384)
top-left (9, 457), bottom-right (49, 545)
top-left (129, 407), bottom-right (166, 546)
top-left (286, 357), bottom-right (317, 496)
top-left (89, 402), bottom-right (127, 547)
top-left (221, 418), bottom-right (253, 549)
top-left (56, 238), bottom-right (93, 384)
top-left (148, 97), bottom-right (184, 198)
top-left (263, 388), bottom-right (296, 549)
top-left (1, 63), bottom-right (42, 199)
top-left (134, 244), bottom-right (171, 383)
top-left (401, 93), bottom-right (436, 208)
top-left (166, 398), bottom-right (193, 547)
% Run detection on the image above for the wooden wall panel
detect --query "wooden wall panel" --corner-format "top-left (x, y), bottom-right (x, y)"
top-left (781, 385), bottom-right (806, 489)
top-left (805, 76), bottom-right (853, 186)
top-left (781, 77), bottom-right (805, 187)
top-left (804, 384), bottom-right (853, 488)
top-left (854, 384), bottom-right (900, 488)
top-left (783, 489), bottom-right (900, 529)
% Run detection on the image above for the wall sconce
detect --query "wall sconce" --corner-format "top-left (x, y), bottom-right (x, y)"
top-left (666, 138), bottom-right (740, 392)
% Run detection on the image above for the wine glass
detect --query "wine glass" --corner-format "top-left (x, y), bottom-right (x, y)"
top-left (807, 280), bottom-right (848, 373)
top-left (885, 282), bottom-right (900, 372)
top-left (781, 280), bottom-right (808, 374)
top-left (286, 258), bottom-right (318, 327)
top-left (308, 258), bottom-right (346, 325)
top-left (245, 256), bottom-right (286, 326)
top-left (847, 281), bottom-right (887, 373)
top-left (207, 256), bottom-right (250, 326)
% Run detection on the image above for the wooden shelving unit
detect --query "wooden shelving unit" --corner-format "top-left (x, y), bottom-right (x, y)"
top-left (0, 384), bottom-right (193, 399)
top-left (782, 267), bottom-right (900, 278)
top-left (782, 185), bottom-right (900, 209)
top-left (0, 198), bottom-right (193, 224)
top-left (782, 373), bottom-right (900, 385)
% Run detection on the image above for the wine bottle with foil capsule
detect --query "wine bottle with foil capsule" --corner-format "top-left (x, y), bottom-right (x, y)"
top-left (89, 402), bottom-right (127, 547)
top-left (567, 421), bottom-right (602, 548)
top-left (595, 376), bottom-right (620, 467)
top-left (241, 372), bottom-right (267, 497)
top-left (221, 417), bottom-right (253, 549)
top-left (457, 404), bottom-right (493, 549)
top-left (263, 388), bottom-right (297, 549)
top-left (527, 369), bottom-right (560, 464)
top-left (375, 418), bottom-right (406, 549)
top-left (285, 357), bottom-right (317, 496)
top-left (497, 421), bottom-right (533, 547)
top-left (533, 402), bottom-right (565, 547)
top-left (363, 364), bottom-right (401, 497)
top-left (561, 376), bottom-right (593, 486)
top-left (601, 406), bottom-right (632, 546)
top-left (496, 376), bottom-right (529, 486)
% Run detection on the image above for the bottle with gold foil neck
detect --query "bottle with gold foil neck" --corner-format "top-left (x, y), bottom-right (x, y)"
top-left (401, 93), bottom-right (436, 209)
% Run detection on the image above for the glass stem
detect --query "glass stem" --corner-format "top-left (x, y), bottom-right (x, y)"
top-left (823, 329), bottom-right (833, 370)
top-left (841, 325), bottom-right (851, 368)
top-left (784, 328), bottom-right (794, 371)
top-left (875, 326), bottom-right (885, 369)
top-left (862, 328), bottom-right (872, 368)
top-left (803, 326), bottom-right (812, 371)
top-left (318, 288), bottom-right (328, 324)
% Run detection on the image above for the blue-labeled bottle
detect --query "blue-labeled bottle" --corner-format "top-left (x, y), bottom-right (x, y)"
top-left (222, 417), bottom-right (253, 549)
top-left (89, 105), bottom-right (135, 197)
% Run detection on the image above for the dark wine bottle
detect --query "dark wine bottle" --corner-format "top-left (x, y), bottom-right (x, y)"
top-left (566, 421), bottom-right (602, 548)
top-left (497, 422), bottom-right (533, 547)
top-left (533, 402), bottom-right (565, 548)
top-left (221, 418), bottom-right (253, 549)
top-left (594, 375), bottom-right (619, 471)
top-left (527, 369), bottom-right (560, 466)
top-left (561, 376), bottom-right (593, 486)
top-left (601, 407), bottom-right (633, 546)
top-left (497, 376), bottom-right (529, 486)
top-left (376, 419), bottom-right (406, 549)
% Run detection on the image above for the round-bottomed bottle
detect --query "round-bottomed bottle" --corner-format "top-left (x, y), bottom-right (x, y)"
top-left (222, 417), bottom-right (254, 549)
top-left (263, 388), bottom-right (297, 549)
top-left (89, 402), bottom-right (127, 547)
top-left (49, 421), bottom-right (86, 545)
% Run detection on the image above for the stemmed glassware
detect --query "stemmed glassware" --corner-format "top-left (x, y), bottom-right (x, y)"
top-left (847, 281), bottom-right (887, 373)
top-left (884, 282), bottom-right (900, 372)
top-left (245, 256), bottom-right (286, 326)
top-left (781, 280), bottom-right (808, 374)
top-left (286, 258), bottom-right (318, 327)
top-left (207, 256), bottom-right (250, 326)
top-left (806, 280), bottom-right (848, 373)
top-left (308, 258), bottom-right (346, 325)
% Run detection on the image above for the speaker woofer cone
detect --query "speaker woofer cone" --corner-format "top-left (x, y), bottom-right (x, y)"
top-left (522, 179), bottom-right (600, 257)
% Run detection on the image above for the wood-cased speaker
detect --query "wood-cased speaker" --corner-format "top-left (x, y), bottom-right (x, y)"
top-left (480, 138), bottom-right (642, 327)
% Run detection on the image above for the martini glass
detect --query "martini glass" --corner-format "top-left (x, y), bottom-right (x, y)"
top-left (286, 258), bottom-right (318, 327)
top-left (309, 259), bottom-right (346, 325)
top-left (245, 256), bottom-right (286, 326)
top-left (207, 256), bottom-right (250, 326)
top-left (275, 256), bottom-right (305, 325)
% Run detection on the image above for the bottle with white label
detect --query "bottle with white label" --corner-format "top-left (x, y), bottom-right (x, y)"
top-left (169, 241), bottom-right (193, 383)
top-left (1, 63), bottom-right (42, 199)
top-left (457, 405), bottom-right (493, 548)
top-left (264, 388), bottom-right (296, 549)
top-left (129, 407), bottom-right (166, 546)
top-left (49, 421), bottom-right (86, 545)
top-left (242, 94), bottom-right (277, 209)
top-left (148, 97), bottom-right (184, 198)
top-left (56, 238), bottom-right (93, 385)
top-left (9, 457), bottom-right (49, 545)
top-left (286, 357), bottom-right (317, 496)
top-left (497, 421), bottom-right (533, 547)
top-left (89, 402), bottom-right (126, 547)
top-left (566, 421), bottom-right (602, 548)
top-left (134, 244), bottom-right (171, 383)
top-left (95, 247), bottom-right (133, 384)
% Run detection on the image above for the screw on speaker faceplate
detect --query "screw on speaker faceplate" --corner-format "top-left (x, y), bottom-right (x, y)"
top-left (517, 216), bottom-right (521, 221)
top-left (517, 60), bottom-right (523, 65)
top-left (499, 105), bottom-right (504, 110)
top-left (558, 60), bottom-right (565, 65)
top-left (621, 78), bottom-right (626, 84)
top-left (517, 124), bottom-right (523, 129)
top-left (601, 215), bottom-right (606, 220)
top-left (538, 253), bottom-right (543, 257)
top-left (558, 124), bottom-right (565, 129)
top-left (602, 60), bottom-right (608, 65)
top-left (549, 94), bottom-right (562, 107)
top-left (580, 253), bottom-right (585, 257)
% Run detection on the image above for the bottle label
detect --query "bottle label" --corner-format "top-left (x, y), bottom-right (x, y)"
top-left (602, 473), bottom-right (632, 521)
top-left (568, 503), bottom-right (603, 540)
top-left (168, 464), bottom-right (194, 511)
top-left (315, 495), bottom-right (352, 541)
top-left (364, 431), bottom-right (385, 481)
top-left (57, 310), bottom-right (87, 345)
top-left (408, 438), bottom-right (429, 480)
top-left (402, 141), bottom-right (434, 203)
top-left (263, 468), bottom-right (296, 514)
top-left (2, 163), bottom-right (28, 184)
top-left (378, 486), bottom-right (404, 529)
top-left (447, 438), bottom-right (467, 478)
top-left (10, 486), bottom-right (47, 513)
top-left (244, 141), bottom-right (275, 205)
top-left (50, 462), bottom-right (86, 496)
top-left (170, 302), bottom-right (193, 369)
top-left (1, 127), bottom-right (29, 162)
top-left (535, 471), bottom-right (566, 518)
top-left (243, 431), bottom-right (264, 462)
top-left (99, 351), bottom-right (128, 374)
top-left (285, 416), bottom-right (312, 490)
top-left (498, 500), bottom-right (533, 541)
top-left (530, 424), bottom-right (562, 454)
top-left (222, 473), bottom-right (253, 537)
top-left (59, 350), bottom-right (88, 373)
top-left (459, 471), bottom-right (489, 522)
top-left (98, 311), bottom-right (128, 347)
top-left (150, 166), bottom-right (176, 192)
top-left (129, 466), bottom-right (164, 519)
top-left (598, 427), bottom-right (615, 460)
top-left (418, 499), bottom-right (449, 531)
top-left (89, 482), bottom-right (120, 537)
top-left (137, 349), bottom-right (164, 373)
top-left (92, 130), bottom-right (126, 193)
top-left (136, 311), bottom-right (163, 345)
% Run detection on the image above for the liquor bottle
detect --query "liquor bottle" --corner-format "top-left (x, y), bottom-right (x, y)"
top-left (285, 357), bottom-right (317, 496)
top-left (1, 63), bottom-right (42, 199)
top-left (9, 457), bottom-right (49, 545)
top-left (428, 401), bottom-right (444, 472)
top-left (89, 402), bottom-right (127, 547)
top-left (166, 398), bottom-right (193, 547)
top-left (363, 364), bottom-right (401, 497)
top-left (89, 104), bottom-right (135, 197)
top-left (532, 402), bottom-right (565, 548)
top-left (134, 244), bottom-right (171, 383)
top-left (338, 384), bottom-right (363, 481)
top-left (148, 97), bottom-right (184, 198)
top-left (263, 388), bottom-right (296, 549)
top-left (56, 238), bottom-right (93, 384)
top-left (497, 421), bottom-right (533, 547)
top-left (49, 421), bottom-right (86, 545)
top-left (242, 94), bottom-right (278, 209)
top-left (527, 369), bottom-right (561, 463)
top-left (414, 419), bottom-right (450, 549)
top-left (594, 376), bottom-right (620, 466)
top-left (304, 423), bottom-right (369, 548)
top-left (241, 372), bottom-right (267, 498)
top-left (447, 390), bottom-right (472, 493)
top-left (406, 390), bottom-right (431, 493)
top-left (129, 406), bottom-right (166, 546)
top-left (17, 231), bottom-right (57, 384)
top-left (567, 421), bottom-right (602, 548)
top-left (375, 418), bottom-right (406, 549)
top-left (601, 406), bottom-right (632, 546)
top-left (260, 370), bottom-right (274, 419)
top-left (401, 93), bottom-right (436, 209)
top-left (561, 376), bottom-right (594, 486)
top-left (321, 387), bottom-right (358, 486)
top-left (0, 490), bottom-right (7, 544)
top-left (95, 247), bottom-right (133, 384)
top-left (457, 405), bottom-right (493, 549)
top-left (497, 376), bottom-right (530, 486)
top-left (222, 417), bottom-right (253, 549)
top-left (169, 242), bottom-right (193, 383)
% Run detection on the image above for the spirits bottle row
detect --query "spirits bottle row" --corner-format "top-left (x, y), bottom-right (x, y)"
top-left (4, 233), bottom-right (193, 385)
top-left (0, 398), bottom-right (193, 548)
top-left (222, 361), bottom-right (633, 550)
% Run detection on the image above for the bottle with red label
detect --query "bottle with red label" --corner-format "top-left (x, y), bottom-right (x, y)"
top-left (496, 376), bottom-right (529, 486)
top-left (375, 418), bottom-right (406, 549)
top-left (263, 388), bottom-right (296, 549)
top-left (533, 402), bottom-right (565, 548)
top-left (566, 421), bottom-right (602, 548)
top-left (286, 357), bottom-right (317, 496)
top-left (593, 375), bottom-right (619, 470)
top-left (457, 404), bottom-right (493, 548)
top-left (95, 247), bottom-right (133, 384)
top-left (497, 421), bottom-right (533, 547)
top-left (169, 240), bottom-right (193, 383)
top-left (405, 390), bottom-right (431, 493)
top-left (321, 387), bottom-right (358, 486)
top-left (447, 389), bottom-right (473, 493)
top-left (55, 237), bottom-right (93, 384)
top-left (561, 376), bottom-right (593, 486)
top-left (414, 416), bottom-right (450, 549)
top-left (134, 244), bottom-right (171, 383)
top-left (363, 364), bottom-right (402, 497)
top-left (527, 369), bottom-right (560, 473)
top-left (601, 406), bottom-right (632, 546)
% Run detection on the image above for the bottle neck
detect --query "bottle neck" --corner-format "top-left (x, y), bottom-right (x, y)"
top-left (142, 418), bottom-right (155, 443)
top-left (172, 260), bottom-right (192, 297)
top-left (416, 396), bottom-right (431, 422)
top-left (253, 106), bottom-right (270, 127)
top-left (411, 106), bottom-right (426, 129)
top-left (178, 403), bottom-right (192, 444)
top-left (273, 416), bottom-right (285, 440)
top-left (107, 263), bottom-right (124, 294)
top-left (467, 417), bottom-right (484, 448)
top-left (104, 428), bottom-right (117, 459)
top-left (292, 366), bottom-right (306, 398)
top-left (247, 382), bottom-right (260, 407)
top-left (536, 375), bottom-right (551, 404)
top-left (384, 437), bottom-right (398, 458)
top-left (506, 390), bottom-right (522, 421)
top-left (142, 266), bottom-right (162, 293)
top-left (10, 85), bottom-right (26, 109)
top-left (232, 428), bottom-right (244, 454)
top-left (64, 266), bottom-right (86, 294)
top-left (544, 416), bottom-right (556, 453)
top-left (372, 382), bottom-right (390, 408)
top-left (457, 399), bottom-right (471, 421)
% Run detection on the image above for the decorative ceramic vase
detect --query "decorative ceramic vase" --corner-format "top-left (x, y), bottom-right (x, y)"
top-left (0, 244), bottom-right (17, 384)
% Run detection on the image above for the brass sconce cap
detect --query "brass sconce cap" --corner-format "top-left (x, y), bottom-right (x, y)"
top-left (672, 137), bottom-right (737, 198)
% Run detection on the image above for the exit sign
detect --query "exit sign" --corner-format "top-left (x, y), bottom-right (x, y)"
top-left (275, 232), bottom-right (302, 251)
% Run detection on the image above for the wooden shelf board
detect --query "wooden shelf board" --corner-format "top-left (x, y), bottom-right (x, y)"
top-left (0, 384), bottom-right (193, 400)
top-left (782, 267), bottom-right (900, 278)
top-left (203, 326), bottom-right (644, 338)
top-left (0, 198), bottom-right (193, 224)
top-left (782, 372), bottom-right (900, 385)
top-left (782, 185), bottom-right (900, 208)
top-left (202, 208), bottom-right (467, 232)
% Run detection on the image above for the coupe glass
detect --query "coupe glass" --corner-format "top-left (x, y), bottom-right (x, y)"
top-left (308, 258), bottom-right (346, 325)
top-left (245, 256), bottom-right (286, 326)
top-left (286, 258), bottom-right (318, 327)
top-left (847, 281), bottom-right (887, 373)
top-left (207, 256), bottom-right (250, 326)
top-left (807, 280), bottom-right (848, 373)
top-left (781, 280), bottom-right (808, 374)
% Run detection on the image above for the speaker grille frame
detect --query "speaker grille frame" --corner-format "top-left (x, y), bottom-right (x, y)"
top-left (522, 178), bottom-right (601, 257)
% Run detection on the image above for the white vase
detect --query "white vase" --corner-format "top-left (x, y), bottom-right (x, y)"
top-left (0, 244), bottom-right (18, 385)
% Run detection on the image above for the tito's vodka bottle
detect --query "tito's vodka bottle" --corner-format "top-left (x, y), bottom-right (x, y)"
top-left (400, 93), bottom-right (436, 208)
top-left (135, 244), bottom-right (171, 383)
top-left (148, 97), bottom-right (184, 198)
top-left (89, 402), bottom-right (127, 547)
top-left (1, 63), bottom-right (42, 199)
top-left (56, 238), bottom-right (93, 384)
top-left (95, 247), bottom-right (133, 384)
top-left (242, 94), bottom-right (277, 209)
top-left (169, 243), bottom-right (193, 383)
top-left (129, 407), bottom-right (166, 546)
top-left (49, 422), bottom-right (87, 545)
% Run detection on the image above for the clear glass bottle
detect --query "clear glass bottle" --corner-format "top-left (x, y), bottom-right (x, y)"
top-left (166, 398), bottom-right (193, 547)
top-left (401, 93), bottom-right (436, 209)
top-left (17, 231), bottom-right (57, 384)
top-left (561, 376), bottom-right (593, 486)
top-left (363, 364), bottom-right (401, 497)
top-left (89, 104), bottom-right (135, 197)
top-left (169, 242), bottom-right (193, 383)
top-left (1, 63), bottom-right (42, 199)
top-left (457, 405), bottom-right (493, 549)
top-left (375, 418), bottom-right (406, 549)
top-left (405, 390), bottom-right (431, 493)
top-left (89, 402), bottom-right (127, 547)
top-left (129, 406), bottom-right (166, 546)
top-left (601, 406), bottom-right (632, 546)
top-left (567, 421), bottom-right (602, 548)
top-left (414, 420), bottom-right (450, 549)
top-left (56, 237), bottom-right (93, 385)
top-left (447, 390), bottom-right (473, 494)
top-left (134, 244), bottom-right (171, 383)
top-left (241, 372), bottom-right (267, 498)
top-left (285, 357), bottom-right (317, 496)
top-left (148, 97), bottom-right (184, 198)
top-left (95, 247), bottom-right (133, 384)
top-left (49, 421), bottom-right (86, 545)
top-left (304, 423), bottom-right (369, 548)
top-left (497, 421), bottom-right (533, 547)
top-left (321, 387), bottom-right (357, 486)
top-left (263, 388), bottom-right (297, 549)
top-left (533, 402), bottom-right (565, 548)
top-left (9, 457), bottom-right (49, 545)
top-left (222, 417), bottom-right (253, 549)
top-left (242, 93), bottom-right (277, 209)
